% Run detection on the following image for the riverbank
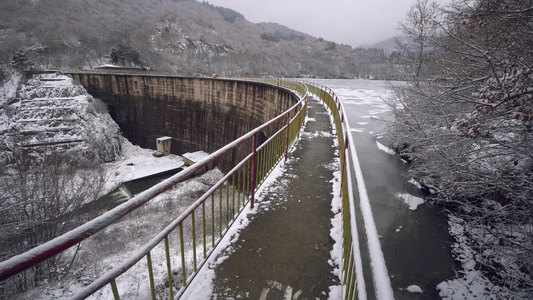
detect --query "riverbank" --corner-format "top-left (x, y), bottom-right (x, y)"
top-left (436, 212), bottom-right (532, 299)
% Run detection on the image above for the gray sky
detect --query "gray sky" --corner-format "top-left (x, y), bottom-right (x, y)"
top-left (205, 0), bottom-right (451, 47)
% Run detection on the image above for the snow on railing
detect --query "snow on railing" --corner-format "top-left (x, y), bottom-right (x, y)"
top-left (0, 76), bottom-right (308, 299)
top-left (304, 82), bottom-right (394, 300)
top-left (1, 73), bottom-right (392, 299)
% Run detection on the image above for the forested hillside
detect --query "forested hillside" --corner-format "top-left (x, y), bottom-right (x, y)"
top-left (0, 0), bottom-right (395, 79)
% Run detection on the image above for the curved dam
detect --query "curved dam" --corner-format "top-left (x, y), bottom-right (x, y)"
top-left (69, 73), bottom-right (300, 170)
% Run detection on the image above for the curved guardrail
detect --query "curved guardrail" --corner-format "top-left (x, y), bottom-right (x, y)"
top-left (0, 77), bottom-right (308, 299)
top-left (251, 78), bottom-right (394, 299)
top-left (303, 81), bottom-right (394, 300)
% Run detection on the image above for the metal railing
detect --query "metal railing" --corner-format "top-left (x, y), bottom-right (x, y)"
top-left (304, 82), bottom-right (394, 300)
top-left (0, 77), bottom-right (308, 299)
top-left (1, 73), bottom-right (394, 299)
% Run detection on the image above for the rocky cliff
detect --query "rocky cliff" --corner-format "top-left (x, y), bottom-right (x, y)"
top-left (0, 72), bottom-right (122, 165)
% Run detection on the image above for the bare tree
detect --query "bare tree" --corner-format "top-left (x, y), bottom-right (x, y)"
top-left (387, 0), bottom-right (533, 296)
top-left (396, 0), bottom-right (440, 78)
top-left (0, 150), bottom-right (107, 295)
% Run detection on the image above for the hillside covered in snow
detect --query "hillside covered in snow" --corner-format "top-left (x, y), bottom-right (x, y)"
top-left (0, 72), bottom-right (121, 165)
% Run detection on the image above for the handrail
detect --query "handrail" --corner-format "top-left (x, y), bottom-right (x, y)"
top-left (0, 75), bottom-right (309, 299)
top-left (242, 78), bottom-right (394, 299)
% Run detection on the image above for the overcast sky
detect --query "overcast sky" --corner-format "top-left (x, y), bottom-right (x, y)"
top-left (205, 0), bottom-right (452, 47)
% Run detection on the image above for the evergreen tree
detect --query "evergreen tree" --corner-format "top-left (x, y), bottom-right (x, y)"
top-left (110, 43), bottom-right (142, 66)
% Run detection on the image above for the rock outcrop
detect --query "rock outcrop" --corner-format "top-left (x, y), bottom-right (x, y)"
top-left (0, 72), bottom-right (122, 164)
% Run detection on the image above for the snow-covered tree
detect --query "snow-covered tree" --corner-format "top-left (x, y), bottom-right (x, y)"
top-left (110, 43), bottom-right (142, 66)
top-left (387, 0), bottom-right (533, 296)
top-left (396, 0), bottom-right (440, 78)
top-left (0, 151), bottom-right (107, 295)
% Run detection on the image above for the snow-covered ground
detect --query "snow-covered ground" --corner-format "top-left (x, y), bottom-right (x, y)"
top-left (101, 139), bottom-right (185, 195)
top-left (436, 214), bottom-right (532, 299)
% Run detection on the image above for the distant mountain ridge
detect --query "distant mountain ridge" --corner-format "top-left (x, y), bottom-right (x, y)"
top-left (364, 36), bottom-right (402, 54)
top-left (0, 0), bottom-right (398, 79)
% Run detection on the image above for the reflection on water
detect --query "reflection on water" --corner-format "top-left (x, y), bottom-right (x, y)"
top-left (310, 79), bottom-right (456, 299)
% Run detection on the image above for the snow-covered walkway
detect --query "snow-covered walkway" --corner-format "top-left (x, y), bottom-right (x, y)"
top-left (182, 98), bottom-right (342, 299)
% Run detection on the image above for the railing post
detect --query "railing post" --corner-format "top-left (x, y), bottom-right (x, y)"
top-left (284, 113), bottom-right (290, 162)
top-left (146, 252), bottom-right (156, 300)
top-left (297, 102), bottom-right (302, 139)
top-left (164, 236), bottom-right (174, 300)
top-left (250, 133), bottom-right (258, 209)
top-left (110, 279), bottom-right (120, 300)
top-left (340, 134), bottom-right (349, 197)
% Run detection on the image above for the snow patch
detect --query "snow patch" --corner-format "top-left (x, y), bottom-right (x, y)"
top-left (407, 178), bottom-right (422, 189)
top-left (376, 140), bottom-right (395, 155)
top-left (102, 140), bottom-right (184, 194)
top-left (396, 193), bottom-right (424, 210)
top-left (436, 215), bottom-right (528, 299)
top-left (405, 285), bottom-right (423, 294)
top-left (328, 168), bottom-right (343, 299)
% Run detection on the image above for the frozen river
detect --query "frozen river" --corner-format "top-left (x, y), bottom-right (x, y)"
top-left (309, 79), bottom-right (456, 299)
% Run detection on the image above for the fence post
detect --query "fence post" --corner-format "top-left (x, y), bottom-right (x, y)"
top-left (297, 102), bottom-right (303, 139)
top-left (250, 133), bottom-right (258, 209)
top-left (340, 135), bottom-right (349, 197)
top-left (284, 113), bottom-right (290, 162)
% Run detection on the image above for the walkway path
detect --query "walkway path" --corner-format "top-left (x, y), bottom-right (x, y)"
top-left (209, 97), bottom-right (340, 299)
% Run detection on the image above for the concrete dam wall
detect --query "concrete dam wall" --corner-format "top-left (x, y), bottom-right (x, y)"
top-left (70, 73), bottom-right (300, 168)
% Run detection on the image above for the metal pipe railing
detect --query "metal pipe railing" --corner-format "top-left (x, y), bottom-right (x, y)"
top-left (0, 77), bottom-right (308, 300)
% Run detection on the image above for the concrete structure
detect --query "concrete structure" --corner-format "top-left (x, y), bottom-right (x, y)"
top-left (156, 136), bottom-right (172, 155)
top-left (69, 73), bottom-right (299, 172)
top-left (183, 150), bottom-right (211, 175)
